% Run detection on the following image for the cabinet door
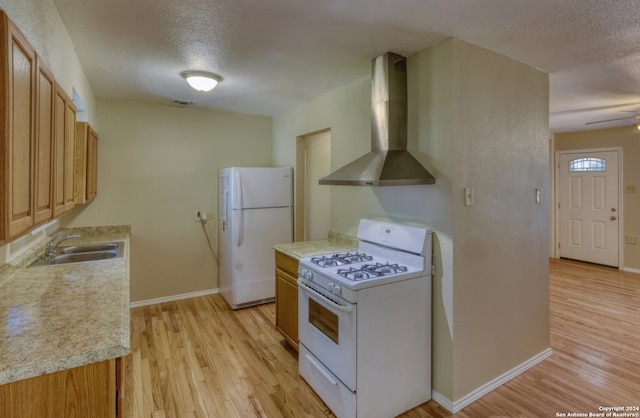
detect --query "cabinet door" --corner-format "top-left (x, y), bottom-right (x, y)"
top-left (34, 57), bottom-right (55, 224)
top-left (275, 251), bottom-right (299, 350)
top-left (276, 270), bottom-right (299, 349)
top-left (52, 86), bottom-right (75, 217)
top-left (73, 122), bottom-right (87, 202)
top-left (63, 98), bottom-right (76, 212)
top-left (52, 88), bottom-right (66, 217)
top-left (86, 126), bottom-right (98, 201)
top-left (74, 122), bottom-right (98, 203)
top-left (3, 18), bottom-right (36, 238)
top-left (0, 358), bottom-right (119, 418)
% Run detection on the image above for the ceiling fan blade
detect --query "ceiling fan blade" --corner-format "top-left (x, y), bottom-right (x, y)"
top-left (585, 115), bottom-right (640, 125)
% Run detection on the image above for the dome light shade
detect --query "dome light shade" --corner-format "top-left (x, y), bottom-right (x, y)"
top-left (181, 71), bottom-right (221, 92)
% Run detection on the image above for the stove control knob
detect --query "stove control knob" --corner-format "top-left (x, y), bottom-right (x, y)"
top-left (300, 269), bottom-right (307, 278)
top-left (332, 285), bottom-right (342, 296)
top-left (306, 271), bottom-right (313, 281)
top-left (327, 283), bottom-right (334, 292)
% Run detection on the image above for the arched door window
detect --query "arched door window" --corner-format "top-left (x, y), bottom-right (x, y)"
top-left (568, 157), bottom-right (606, 172)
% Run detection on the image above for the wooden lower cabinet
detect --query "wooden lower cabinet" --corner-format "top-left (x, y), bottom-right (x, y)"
top-left (275, 251), bottom-right (299, 351)
top-left (0, 357), bottom-right (124, 418)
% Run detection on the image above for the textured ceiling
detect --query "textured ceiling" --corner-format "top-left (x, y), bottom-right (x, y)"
top-left (52, 0), bottom-right (640, 132)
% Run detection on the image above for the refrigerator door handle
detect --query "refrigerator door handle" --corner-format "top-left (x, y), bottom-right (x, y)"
top-left (237, 209), bottom-right (244, 247)
top-left (235, 171), bottom-right (244, 247)
top-left (235, 171), bottom-right (244, 209)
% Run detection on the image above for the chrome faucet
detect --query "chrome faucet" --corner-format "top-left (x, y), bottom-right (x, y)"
top-left (43, 231), bottom-right (81, 259)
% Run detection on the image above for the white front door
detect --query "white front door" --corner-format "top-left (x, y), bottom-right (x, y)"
top-left (558, 150), bottom-right (620, 267)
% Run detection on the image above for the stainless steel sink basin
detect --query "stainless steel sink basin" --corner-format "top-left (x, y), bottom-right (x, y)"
top-left (48, 251), bottom-right (119, 264)
top-left (28, 241), bottom-right (125, 267)
top-left (59, 242), bottom-right (120, 254)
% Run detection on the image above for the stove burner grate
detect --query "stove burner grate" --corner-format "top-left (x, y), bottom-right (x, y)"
top-left (363, 262), bottom-right (408, 276)
top-left (337, 262), bottom-right (409, 281)
top-left (310, 252), bottom-right (373, 268)
top-left (337, 267), bottom-right (377, 280)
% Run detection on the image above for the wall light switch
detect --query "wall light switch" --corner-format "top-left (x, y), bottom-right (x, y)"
top-left (464, 187), bottom-right (474, 207)
top-left (535, 188), bottom-right (542, 204)
top-left (626, 185), bottom-right (637, 193)
top-left (626, 236), bottom-right (637, 245)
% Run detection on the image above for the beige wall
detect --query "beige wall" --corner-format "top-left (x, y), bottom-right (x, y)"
top-left (273, 75), bottom-right (371, 236)
top-left (449, 39), bottom-right (550, 399)
top-left (555, 126), bottom-right (640, 270)
top-left (62, 100), bottom-right (273, 302)
top-left (273, 38), bottom-right (550, 405)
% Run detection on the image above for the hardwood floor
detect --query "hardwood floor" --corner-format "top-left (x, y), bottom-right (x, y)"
top-left (125, 259), bottom-right (640, 417)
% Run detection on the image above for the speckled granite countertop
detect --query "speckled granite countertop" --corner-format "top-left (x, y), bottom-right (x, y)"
top-left (273, 231), bottom-right (358, 260)
top-left (0, 225), bottom-right (130, 385)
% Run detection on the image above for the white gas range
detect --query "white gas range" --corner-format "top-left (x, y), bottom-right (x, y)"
top-left (297, 219), bottom-right (432, 418)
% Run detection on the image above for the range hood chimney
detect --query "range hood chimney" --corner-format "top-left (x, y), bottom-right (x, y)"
top-left (319, 52), bottom-right (435, 186)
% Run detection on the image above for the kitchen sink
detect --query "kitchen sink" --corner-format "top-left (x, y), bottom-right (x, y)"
top-left (59, 242), bottom-right (120, 254)
top-left (28, 241), bottom-right (124, 267)
top-left (50, 250), bottom-right (120, 264)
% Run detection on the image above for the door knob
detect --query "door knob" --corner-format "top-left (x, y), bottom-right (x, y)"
top-left (611, 216), bottom-right (617, 221)
top-left (611, 208), bottom-right (617, 212)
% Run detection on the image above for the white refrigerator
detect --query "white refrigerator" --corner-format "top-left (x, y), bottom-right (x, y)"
top-left (219, 167), bottom-right (293, 309)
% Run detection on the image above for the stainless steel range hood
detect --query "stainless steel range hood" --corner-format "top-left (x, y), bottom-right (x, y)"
top-left (319, 52), bottom-right (435, 186)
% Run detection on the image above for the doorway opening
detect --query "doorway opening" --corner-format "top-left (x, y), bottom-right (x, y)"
top-left (295, 129), bottom-right (331, 242)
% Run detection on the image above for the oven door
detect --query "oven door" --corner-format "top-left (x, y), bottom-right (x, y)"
top-left (298, 279), bottom-right (356, 391)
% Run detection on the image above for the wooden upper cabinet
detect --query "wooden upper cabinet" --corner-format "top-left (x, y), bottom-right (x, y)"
top-left (0, 13), bottom-right (36, 241)
top-left (86, 126), bottom-right (98, 201)
top-left (34, 57), bottom-right (55, 224)
top-left (74, 122), bottom-right (98, 203)
top-left (63, 97), bottom-right (76, 211)
top-left (52, 87), bottom-right (65, 217)
top-left (52, 85), bottom-right (76, 218)
top-left (0, 12), bottom-right (80, 242)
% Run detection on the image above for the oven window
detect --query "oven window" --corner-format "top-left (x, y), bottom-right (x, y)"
top-left (309, 298), bottom-right (339, 344)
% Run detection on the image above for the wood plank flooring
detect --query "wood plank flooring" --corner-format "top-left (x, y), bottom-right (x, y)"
top-left (125, 258), bottom-right (640, 417)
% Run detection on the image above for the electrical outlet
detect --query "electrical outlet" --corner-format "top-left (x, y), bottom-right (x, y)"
top-left (464, 187), bottom-right (474, 207)
top-left (626, 236), bottom-right (637, 245)
top-left (194, 211), bottom-right (206, 222)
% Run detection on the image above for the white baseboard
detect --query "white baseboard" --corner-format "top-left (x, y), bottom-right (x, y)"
top-left (431, 390), bottom-right (454, 413)
top-left (622, 266), bottom-right (640, 274)
top-left (431, 347), bottom-right (553, 413)
top-left (130, 288), bottom-right (219, 308)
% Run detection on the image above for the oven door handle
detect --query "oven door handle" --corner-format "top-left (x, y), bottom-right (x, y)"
top-left (298, 279), bottom-right (353, 314)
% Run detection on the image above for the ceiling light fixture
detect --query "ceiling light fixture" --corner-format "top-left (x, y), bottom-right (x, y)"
top-left (181, 71), bottom-right (221, 92)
